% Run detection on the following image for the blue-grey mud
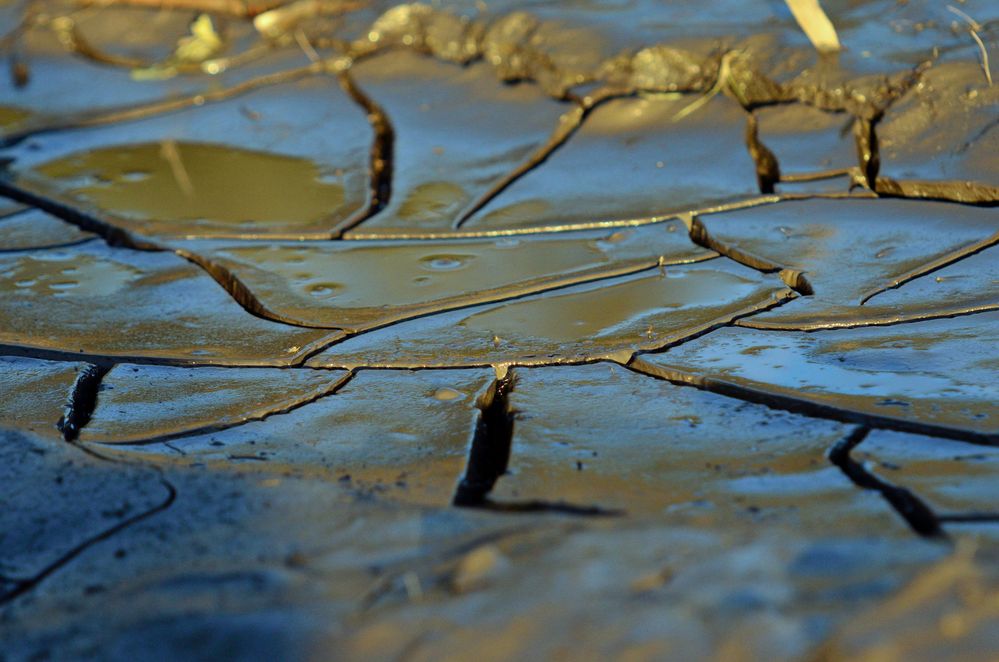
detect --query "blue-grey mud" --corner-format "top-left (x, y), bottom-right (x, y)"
top-left (0, 0), bottom-right (997, 659)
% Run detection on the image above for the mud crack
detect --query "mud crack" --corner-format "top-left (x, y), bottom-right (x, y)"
top-left (827, 426), bottom-right (944, 538)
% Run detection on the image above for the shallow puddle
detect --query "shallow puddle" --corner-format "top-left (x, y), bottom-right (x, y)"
top-left (0, 243), bottom-right (333, 365)
top-left (0, 209), bottom-right (94, 251)
top-left (308, 261), bottom-right (787, 368)
top-left (34, 142), bottom-right (348, 235)
top-left (180, 223), bottom-right (710, 329)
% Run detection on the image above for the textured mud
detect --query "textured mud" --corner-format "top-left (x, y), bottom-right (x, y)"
top-left (1, 0), bottom-right (998, 660)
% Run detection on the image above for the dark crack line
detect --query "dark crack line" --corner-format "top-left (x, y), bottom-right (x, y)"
top-left (0, 477), bottom-right (176, 606)
top-left (0, 180), bottom-right (159, 251)
top-left (0, 385), bottom-right (182, 606)
top-left (0, 61), bottom-right (324, 147)
top-left (0, 236), bottom-right (98, 253)
top-left (294, 258), bottom-right (669, 365)
top-left (859, 231), bottom-right (999, 305)
top-left (470, 499), bottom-right (623, 517)
top-left (737, 303), bottom-right (999, 333)
top-left (331, 69), bottom-right (395, 237)
top-left (0, 204), bottom-right (29, 221)
top-left (0, 183), bottom-right (348, 331)
top-left (827, 426), bottom-right (944, 538)
top-left (937, 513), bottom-right (999, 523)
top-left (173, 248), bottom-right (339, 330)
top-left (630, 288), bottom-right (799, 358)
top-left (453, 100), bottom-right (590, 228)
top-left (0, 344), bottom-right (321, 369)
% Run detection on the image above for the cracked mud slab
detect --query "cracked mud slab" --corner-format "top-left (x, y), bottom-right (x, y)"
top-left (1, 0), bottom-right (998, 659)
top-left (94, 368), bottom-right (494, 505)
top-left (637, 312), bottom-right (999, 442)
top-left (698, 198), bottom-right (999, 327)
top-left (0, 208), bottom-right (94, 251)
top-left (0, 242), bottom-right (334, 364)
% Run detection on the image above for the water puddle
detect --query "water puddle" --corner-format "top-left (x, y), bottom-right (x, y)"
top-left (1, 250), bottom-right (141, 298)
top-left (193, 236), bottom-right (623, 329)
top-left (33, 142), bottom-right (348, 236)
top-left (308, 263), bottom-right (780, 367)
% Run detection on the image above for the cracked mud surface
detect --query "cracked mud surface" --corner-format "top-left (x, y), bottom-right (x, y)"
top-left (1, 0), bottom-right (998, 659)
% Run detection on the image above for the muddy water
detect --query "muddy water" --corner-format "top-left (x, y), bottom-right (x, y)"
top-left (177, 224), bottom-right (711, 329)
top-left (35, 143), bottom-right (348, 234)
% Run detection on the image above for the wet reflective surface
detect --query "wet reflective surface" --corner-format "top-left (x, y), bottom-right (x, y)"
top-left (1, 0), bottom-right (998, 659)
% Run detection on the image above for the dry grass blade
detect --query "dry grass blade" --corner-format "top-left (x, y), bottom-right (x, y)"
top-left (947, 4), bottom-right (993, 86)
top-left (785, 0), bottom-right (841, 53)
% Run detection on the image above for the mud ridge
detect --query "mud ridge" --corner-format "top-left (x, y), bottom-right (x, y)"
top-left (873, 177), bottom-right (999, 206)
top-left (827, 426), bottom-right (944, 538)
top-left (58, 363), bottom-right (110, 442)
top-left (453, 372), bottom-right (517, 507)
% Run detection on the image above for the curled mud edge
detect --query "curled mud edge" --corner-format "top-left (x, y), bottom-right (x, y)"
top-left (453, 372), bottom-right (517, 507)
top-left (58, 363), bottom-right (110, 441)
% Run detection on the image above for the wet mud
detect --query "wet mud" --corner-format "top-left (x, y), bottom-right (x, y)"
top-left (1, 0), bottom-right (998, 659)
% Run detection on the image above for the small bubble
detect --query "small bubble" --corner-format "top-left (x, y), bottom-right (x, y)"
top-left (433, 387), bottom-right (463, 402)
top-left (119, 171), bottom-right (150, 183)
top-left (420, 254), bottom-right (472, 271)
top-left (307, 282), bottom-right (342, 298)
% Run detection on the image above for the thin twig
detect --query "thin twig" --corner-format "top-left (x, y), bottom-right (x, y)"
top-left (947, 4), bottom-right (993, 86)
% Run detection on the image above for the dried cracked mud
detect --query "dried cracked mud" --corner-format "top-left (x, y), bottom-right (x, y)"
top-left (1, 0), bottom-right (998, 659)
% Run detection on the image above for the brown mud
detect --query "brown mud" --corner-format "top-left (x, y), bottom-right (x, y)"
top-left (1, 0), bottom-right (998, 659)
